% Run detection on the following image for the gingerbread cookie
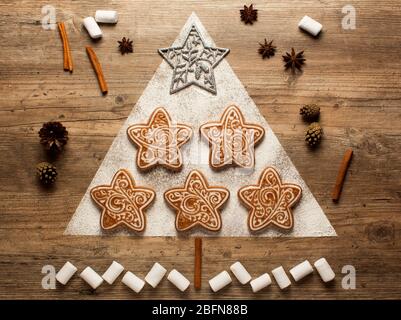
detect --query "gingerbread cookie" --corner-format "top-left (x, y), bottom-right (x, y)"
top-left (238, 167), bottom-right (302, 231)
top-left (90, 169), bottom-right (155, 232)
top-left (200, 105), bottom-right (264, 169)
top-left (127, 107), bottom-right (192, 171)
top-left (164, 170), bottom-right (229, 232)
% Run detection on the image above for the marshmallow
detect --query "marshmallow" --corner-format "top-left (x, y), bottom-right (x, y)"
top-left (95, 10), bottom-right (118, 24)
top-left (83, 17), bottom-right (102, 39)
top-left (289, 260), bottom-right (314, 282)
top-left (56, 261), bottom-right (77, 285)
top-left (250, 273), bottom-right (272, 293)
top-left (167, 269), bottom-right (190, 292)
top-left (209, 271), bottom-right (232, 292)
top-left (298, 15), bottom-right (323, 37)
top-left (80, 266), bottom-right (104, 289)
top-left (102, 261), bottom-right (124, 285)
top-left (145, 262), bottom-right (167, 288)
top-left (272, 266), bottom-right (291, 290)
top-left (314, 258), bottom-right (335, 282)
top-left (230, 262), bottom-right (252, 284)
top-left (122, 271), bottom-right (145, 293)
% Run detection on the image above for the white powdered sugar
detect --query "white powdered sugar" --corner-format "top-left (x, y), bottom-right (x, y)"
top-left (65, 13), bottom-right (336, 238)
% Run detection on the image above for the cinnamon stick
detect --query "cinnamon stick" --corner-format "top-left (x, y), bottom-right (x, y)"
top-left (57, 23), bottom-right (68, 70)
top-left (86, 46), bottom-right (108, 94)
top-left (332, 148), bottom-right (353, 202)
top-left (194, 237), bottom-right (202, 289)
top-left (57, 22), bottom-right (73, 72)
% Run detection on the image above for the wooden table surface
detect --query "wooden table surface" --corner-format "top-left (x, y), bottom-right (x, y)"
top-left (0, 0), bottom-right (400, 300)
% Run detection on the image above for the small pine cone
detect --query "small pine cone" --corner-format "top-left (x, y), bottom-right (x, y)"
top-left (39, 121), bottom-right (68, 153)
top-left (305, 122), bottom-right (323, 147)
top-left (36, 162), bottom-right (57, 185)
top-left (300, 104), bottom-right (320, 121)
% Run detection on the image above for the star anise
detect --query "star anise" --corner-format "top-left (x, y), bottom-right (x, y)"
top-left (39, 121), bottom-right (68, 153)
top-left (258, 39), bottom-right (276, 59)
top-left (282, 48), bottom-right (306, 72)
top-left (240, 4), bottom-right (258, 24)
top-left (118, 37), bottom-right (133, 55)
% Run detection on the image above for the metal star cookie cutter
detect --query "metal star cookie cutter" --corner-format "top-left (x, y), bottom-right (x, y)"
top-left (158, 24), bottom-right (230, 95)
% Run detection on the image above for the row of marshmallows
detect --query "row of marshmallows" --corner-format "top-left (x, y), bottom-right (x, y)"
top-left (212, 258), bottom-right (335, 293)
top-left (56, 261), bottom-right (188, 292)
top-left (83, 10), bottom-right (119, 39)
top-left (55, 257), bottom-right (335, 293)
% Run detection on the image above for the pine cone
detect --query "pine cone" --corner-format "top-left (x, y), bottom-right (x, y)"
top-left (36, 162), bottom-right (58, 185)
top-left (39, 122), bottom-right (68, 153)
top-left (305, 122), bottom-right (323, 147)
top-left (300, 104), bottom-right (320, 121)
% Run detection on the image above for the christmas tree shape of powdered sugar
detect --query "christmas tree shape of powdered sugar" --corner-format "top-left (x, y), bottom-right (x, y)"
top-left (65, 12), bottom-right (336, 237)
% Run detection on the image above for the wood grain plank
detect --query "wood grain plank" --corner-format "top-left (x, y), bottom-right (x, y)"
top-left (0, 0), bottom-right (400, 299)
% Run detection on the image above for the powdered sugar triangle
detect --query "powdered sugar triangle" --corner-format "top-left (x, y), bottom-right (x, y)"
top-left (65, 12), bottom-right (336, 237)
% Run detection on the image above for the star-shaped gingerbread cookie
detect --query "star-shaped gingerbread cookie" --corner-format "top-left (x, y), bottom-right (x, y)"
top-left (127, 108), bottom-right (192, 171)
top-left (238, 167), bottom-right (302, 232)
top-left (200, 105), bottom-right (265, 169)
top-left (90, 169), bottom-right (155, 232)
top-left (164, 170), bottom-right (229, 232)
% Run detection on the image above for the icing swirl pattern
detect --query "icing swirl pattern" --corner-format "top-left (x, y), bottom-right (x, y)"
top-left (127, 107), bottom-right (192, 171)
top-left (164, 170), bottom-right (229, 231)
top-left (200, 105), bottom-right (264, 169)
top-left (238, 167), bottom-right (302, 231)
top-left (91, 169), bottom-right (155, 232)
